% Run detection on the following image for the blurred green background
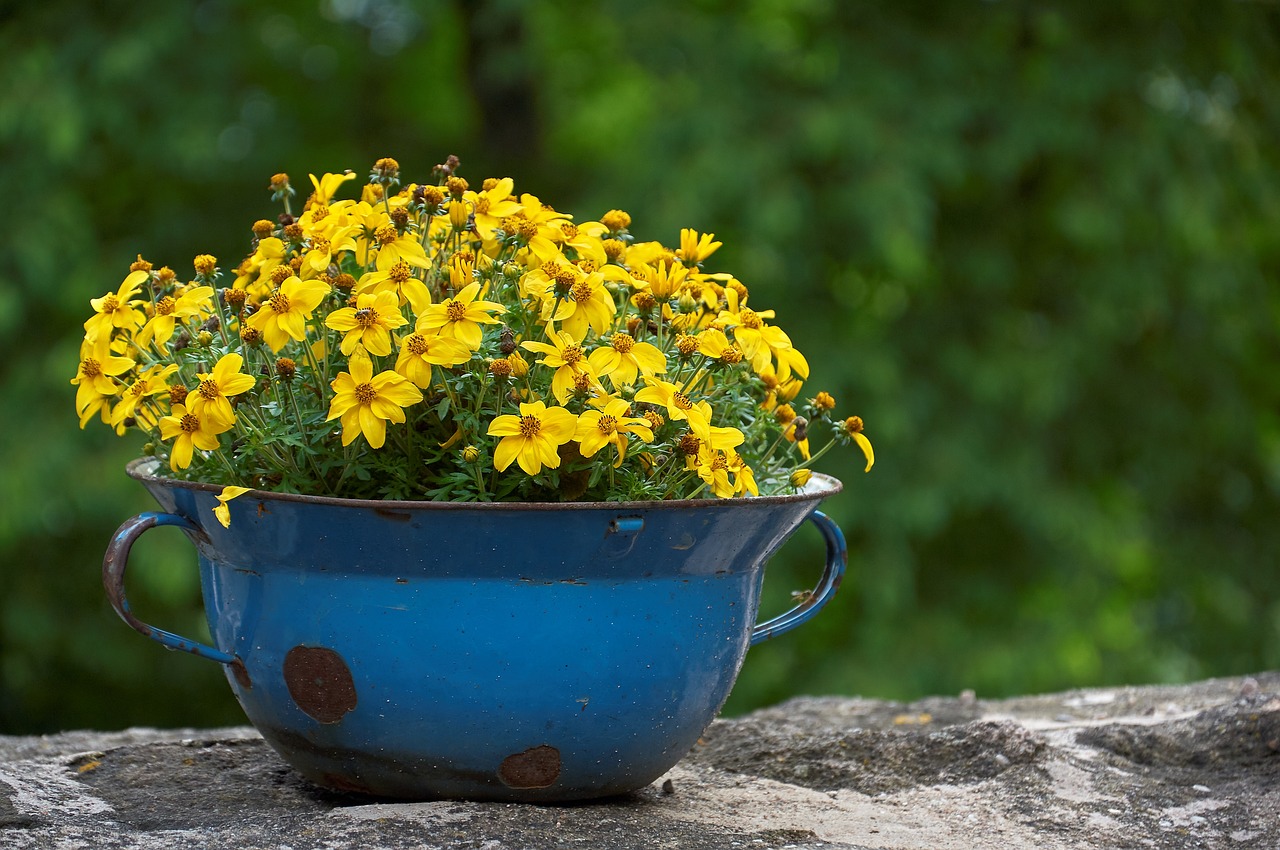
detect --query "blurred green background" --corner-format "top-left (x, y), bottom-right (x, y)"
top-left (3, 0), bottom-right (1279, 734)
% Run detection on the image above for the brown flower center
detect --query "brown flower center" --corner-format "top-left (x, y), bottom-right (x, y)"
top-left (355, 382), bottom-right (377, 404)
top-left (519, 414), bottom-right (542, 438)
top-left (610, 333), bottom-right (635, 354)
top-left (561, 344), bottom-right (584, 365)
top-left (81, 358), bottom-right (102, 378)
top-left (179, 413), bottom-right (201, 433)
top-left (355, 307), bottom-right (380, 328)
top-left (197, 379), bottom-right (221, 400)
top-left (596, 415), bottom-right (617, 436)
top-left (672, 391), bottom-right (693, 411)
top-left (389, 261), bottom-right (413, 284)
top-left (740, 309), bottom-right (762, 329)
top-left (406, 333), bottom-right (429, 355)
top-left (268, 291), bottom-right (291, 314)
top-left (155, 296), bottom-right (176, 316)
top-left (445, 301), bottom-right (468, 322)
top-left (101, 294), bottom-right (119, 313)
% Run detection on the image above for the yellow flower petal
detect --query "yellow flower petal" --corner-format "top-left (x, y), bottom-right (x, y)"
top-left (213, 486), bottom-right (252, 529)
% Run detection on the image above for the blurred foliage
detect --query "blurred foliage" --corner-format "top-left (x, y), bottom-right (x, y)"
top-left (2, 0), bottom-right (1278, 734)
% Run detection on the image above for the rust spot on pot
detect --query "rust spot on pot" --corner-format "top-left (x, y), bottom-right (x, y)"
top-left (498, 745), bottom-right (561, 789)
top-left (230, 658), bottom-right (253, 689)
top-left (373, 507), bottom-right (412, 523)
top-left (321, 772), bottom-right (375, 796)
top-left (284, 645), bottom-right (357, 723)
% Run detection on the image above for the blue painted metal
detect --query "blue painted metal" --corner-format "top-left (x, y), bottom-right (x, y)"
top-left (103, 457), bottom-right (848, 802)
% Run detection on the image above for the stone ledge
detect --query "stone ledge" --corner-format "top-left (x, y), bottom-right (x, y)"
top-left (1, 673), bottom-right (1276, 849)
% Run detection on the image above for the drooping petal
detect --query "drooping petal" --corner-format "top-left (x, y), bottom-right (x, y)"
top-left (358, 405), bottom-right (387, 448)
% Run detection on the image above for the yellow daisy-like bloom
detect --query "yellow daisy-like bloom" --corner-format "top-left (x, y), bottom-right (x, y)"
top-left (326, 353), bottom-right (424, 449)
top-left (464, 177), bottom-right (523, 241)
top-left (325, 290), bottom-right (408, 356)
top-left (373, 223), bottom-right (430, 272)
top-left (717, 288), bottom-right (809, 382)
top-left (301, 225), bottom-right (359, 276)
top-left (246, 275), bottom-right (331, 351)
top-left (213, 486), bottom-right (252, 529)
top-left (109, 363), bottom-right (180, 431)
top-left (543, 266), bottom-right (631, 341)
top-left (695, 328), bottom-right (746, 368)
top-left (841, 416), bottom-right (875, 472)
top-left (71, 337), bottom-right (135, 428)
top-left (188, 353), bottom-right (257, 428)
top-left (553, 219), bottom-right (608, 265)
top-left (521, 328), bottom-right (599, 403)
top-left (159, 403), bottom-right (234, 472)
top-left (309, 171), bottom-right (358, 205)
top-left (574, 397), bottom-right (653, 468)
top-left (416, 282), bottom-right (506, 350)
top-left (586, 332), bottom-right (666, 391)
top-left (632, 259), bottom-right (688, 303)
top-left (634, 377), bottom-right (710, 439)
top-left (394, 331), bottom-right (473, 388)
top-left (135, 285), bottom-right (215, 351)
top-left (84, 270), bottom-right (148, 342)
top-left (677, 229), bottom-right (722, 266)
top-left (487, 400), bottom-right (578, 476)
top-left (354, 262), bottom-right (432, 315)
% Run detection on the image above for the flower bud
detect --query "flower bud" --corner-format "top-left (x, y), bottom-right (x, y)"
top-left (462, 445), bottom-right (481, 463)
top-left (193, 254), bottom-right (218, 276)
top-left (448, 200), bottom-right (470, 231)
top-left (196, 330), bottom-right (214, 347)
top-left (789, 469), bottom-right (812, 488)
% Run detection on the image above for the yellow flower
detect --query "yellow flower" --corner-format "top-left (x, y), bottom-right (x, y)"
top-left (677, 229), bottom-right (722, 266)
top-left (395, 331), bottom-right (473, 388)
top-left (789, 468), bottom-right (812, 488)
top-left (326, 353), bottom-right (424, 448)
top-left (586, 332), bottom-right (666, 391)
top-left (717, 288), bottom-right (809, 382)
top-left (110, 363), bottom-right (180, 431)
top-left (574, 398), bottom-right (653, 468)
top-left (634, 377), bottom-right (710, 439)
top-left (841, 416), bottom-right (875, 472)
top-left (416, 281), bottom-right (505, 350)
top-left (325, 290), bottom-right (408, 356)
top-left (246, 275), bottom-right (331, 351)
top-left (158, 403), bottom-right (234, 471)
top-left (695, 328), bottom-right (746, 367)
top-left (135, 285), bottom-right (215, 351)
top-left (373, 223), bottom-right (430, 272)
top-left (632, 259), bottom-right (688, 303)
top-left (521, 328), bottom-right (599, 403)
top-left (487, 400), bottom-right (578, 475)
top-left (309, 171), bottom-right (358, 205)
top-left (71, 337), bottom-right (135, 428)
top-left (84, 270), bottom-right (148, 342)
top-left (188, 353), bottom-right (257, 428)
top-left (542, 267), bottom-right (630, 341)
top-left (354, 262), bottom-right (432, 315)
top-left (464, 177), bottom-right (523, 241)
top-left (213, 486), bottom-right (252, 529)
top-left (301, 225), bottom-right (359, 276)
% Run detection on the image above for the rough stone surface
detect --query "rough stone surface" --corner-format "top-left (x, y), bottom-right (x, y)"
top-left (1, 673), bottom-right (1277, 849)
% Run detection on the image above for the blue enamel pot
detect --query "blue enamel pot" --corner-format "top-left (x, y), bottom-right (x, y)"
top-left (104, 457), bottom-right (846, 801)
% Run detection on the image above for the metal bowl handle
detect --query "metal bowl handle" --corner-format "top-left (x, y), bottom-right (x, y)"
top-left (102, 511), bottom-right (240, 667)
top-left (750, 510), bottom-right (848, 645)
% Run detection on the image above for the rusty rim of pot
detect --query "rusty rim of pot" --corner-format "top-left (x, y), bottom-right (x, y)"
top-left (127, 457), bottom-right (843, 512)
